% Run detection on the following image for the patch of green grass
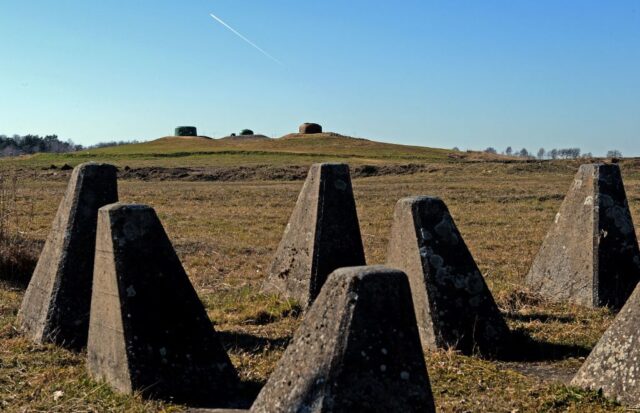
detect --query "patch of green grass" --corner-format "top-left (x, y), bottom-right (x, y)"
top-left (203, 285), bottom-right (300, 326)
top-left (542, 386), bottom-right (622, 412)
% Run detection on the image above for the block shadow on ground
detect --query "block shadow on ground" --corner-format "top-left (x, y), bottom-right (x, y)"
top-left (498, 311), bottom-right (592, 362)
top-left (218, 330), bottom-right (292, 353)
top-left (499, 329), bottom-right (591, 361)
top-left (208, 331), bottom-right (293, 409)
top-left (0, 238), bottom-right (42, 290)
top-left (507, 312), bottom-right (576, 324)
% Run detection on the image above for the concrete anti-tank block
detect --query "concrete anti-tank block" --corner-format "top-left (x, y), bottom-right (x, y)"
top-left (87, 203), bottom-right (239, 404)
top-left (526, 164), bottom-right (640, 310)
top-left (262, 163), bottom-right (366, 309)
top-left (251, 265), bottom-right (436, 413)
top-left (386, 196), bottom-right (510, 357)
top-left (18, 162), bottom-right (118, 350)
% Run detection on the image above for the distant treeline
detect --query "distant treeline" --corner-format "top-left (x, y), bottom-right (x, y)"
top-left (87, 140), bottom-right (140, 149)
top-left (0, 134), bottom-right (137, 157)
top-left (0, 134), bottom-right (81, 156)
top-left (480, 146), bottom-right (623, 159)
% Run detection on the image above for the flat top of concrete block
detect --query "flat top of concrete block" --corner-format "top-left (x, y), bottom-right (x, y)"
top-left (397, 196), bottom-right (449, 218)
top-left (74, 161), bottom-right (118, 170)
top-left (77, 161), bottom-right (117, 168)
top-left (397, 195), bottom-right (441, 205)
top-left (578, 163), bottom-right (619, 172)
top-left (99, 203), bottom-right (151, 213)
top-left (330, 264), bottom-right (402, 281)
top-left (311, 162), bottom-right (349, 169)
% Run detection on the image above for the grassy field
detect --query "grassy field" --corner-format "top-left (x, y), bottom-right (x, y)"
top-left (1, 136), bottom-right (639, 412)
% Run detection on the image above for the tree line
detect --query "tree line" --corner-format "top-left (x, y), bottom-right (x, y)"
top-left (482, 146), bottom-right (623, 159)
top-left (0, 134), bottom-right (137, 157)
top-left (0, 134), bottom-right (80, 156)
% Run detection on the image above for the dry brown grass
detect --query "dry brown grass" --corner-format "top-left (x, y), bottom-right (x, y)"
top-left (1, 158), bottom-right (638, 411)
top-left (0, 173), bottom-right (41, 288)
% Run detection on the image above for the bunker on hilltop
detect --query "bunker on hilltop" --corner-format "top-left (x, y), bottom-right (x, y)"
top-left (386, 196), bottom-right (510, 357)
top-left (175, 126), bottom-right (197, 137)
top-left (252, 266), bottom-right (436, 413)
top-left (18, 162), bottom-right (118, 350)
top-left (262, 163), bottom-right (366, 309)
top-left (526, 163), bottom-right (640, 310)
top-left (299, 122), bottom-right (322, 134)
top-left (87, 203), bottom-right (239, 404)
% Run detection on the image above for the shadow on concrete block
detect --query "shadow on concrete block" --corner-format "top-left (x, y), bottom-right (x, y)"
top-left (262, 163), bottom-right (366, 309)
top-left (18, 162), bottom-right (118, 350)
top-left (526, 163), bottom-right (640, 310)
top-left (386, 196), bottom-right (511, 358)
top-left (252, 265), bottom-right (436, 413)
top-left (87, 203), bottom-right (239, 406)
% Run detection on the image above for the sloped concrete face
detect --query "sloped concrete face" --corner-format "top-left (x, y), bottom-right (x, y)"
top-left (17, 162), bottom-right (118, 350)
top-left (571, 285), bottom-right (640, 407)
top-left (262, 163), bottom-right (366, 308)
top-left (87, 203), bottom-right (238, 404)
top-left (386, 196), bottom-right (510, 357)
top-left (251, 266), bottom-right (435, 413)
top-left (526, 164), bottom-right (640, 310)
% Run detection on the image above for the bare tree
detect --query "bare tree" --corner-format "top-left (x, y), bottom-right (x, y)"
top-left (484, 147), bottom-right (497, 154)
top-left (505, 146), bottom-right (513, 156)
top-left (607, 150), bottom-right (623, 158)
top-left (569, 148), bottom-right (581, 158)
top-left (537, 148), bottom-right (545, 159)
top-left (549, 148), bottom-right (558, 159)
top-left (557, 148), bottom-right (581, 159)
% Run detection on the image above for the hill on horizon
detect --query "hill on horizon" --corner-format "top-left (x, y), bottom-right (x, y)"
top-left (87, 132), bottom-right (453, 159)
top-left (0, 132), bottom-right (514, 169)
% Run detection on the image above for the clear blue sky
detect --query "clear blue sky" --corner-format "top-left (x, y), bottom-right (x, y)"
top-left (1, 1), bottom-right (638, 155)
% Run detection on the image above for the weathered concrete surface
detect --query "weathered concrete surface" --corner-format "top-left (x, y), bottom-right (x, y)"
top-left (17, 162), bottom-right (118, 350)
top-left (87, 203), bottom-right (238, 404)
top-left (386, 196), bottom-right (510, 357)
top-left (571, 285), bottom-right (640, 407)
top-left (526, 164), bottom-right (640, 310)
top-left (252, 265), bottom-right (435, 413)
top-left (262, 163), bottom-right (366, 309)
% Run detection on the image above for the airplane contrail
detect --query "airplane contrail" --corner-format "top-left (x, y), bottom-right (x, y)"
top-left (209, 13), bottom-right (283, 65)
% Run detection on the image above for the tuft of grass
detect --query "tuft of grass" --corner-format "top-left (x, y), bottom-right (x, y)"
top-left (542, 386), bottom-right (622, 412)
